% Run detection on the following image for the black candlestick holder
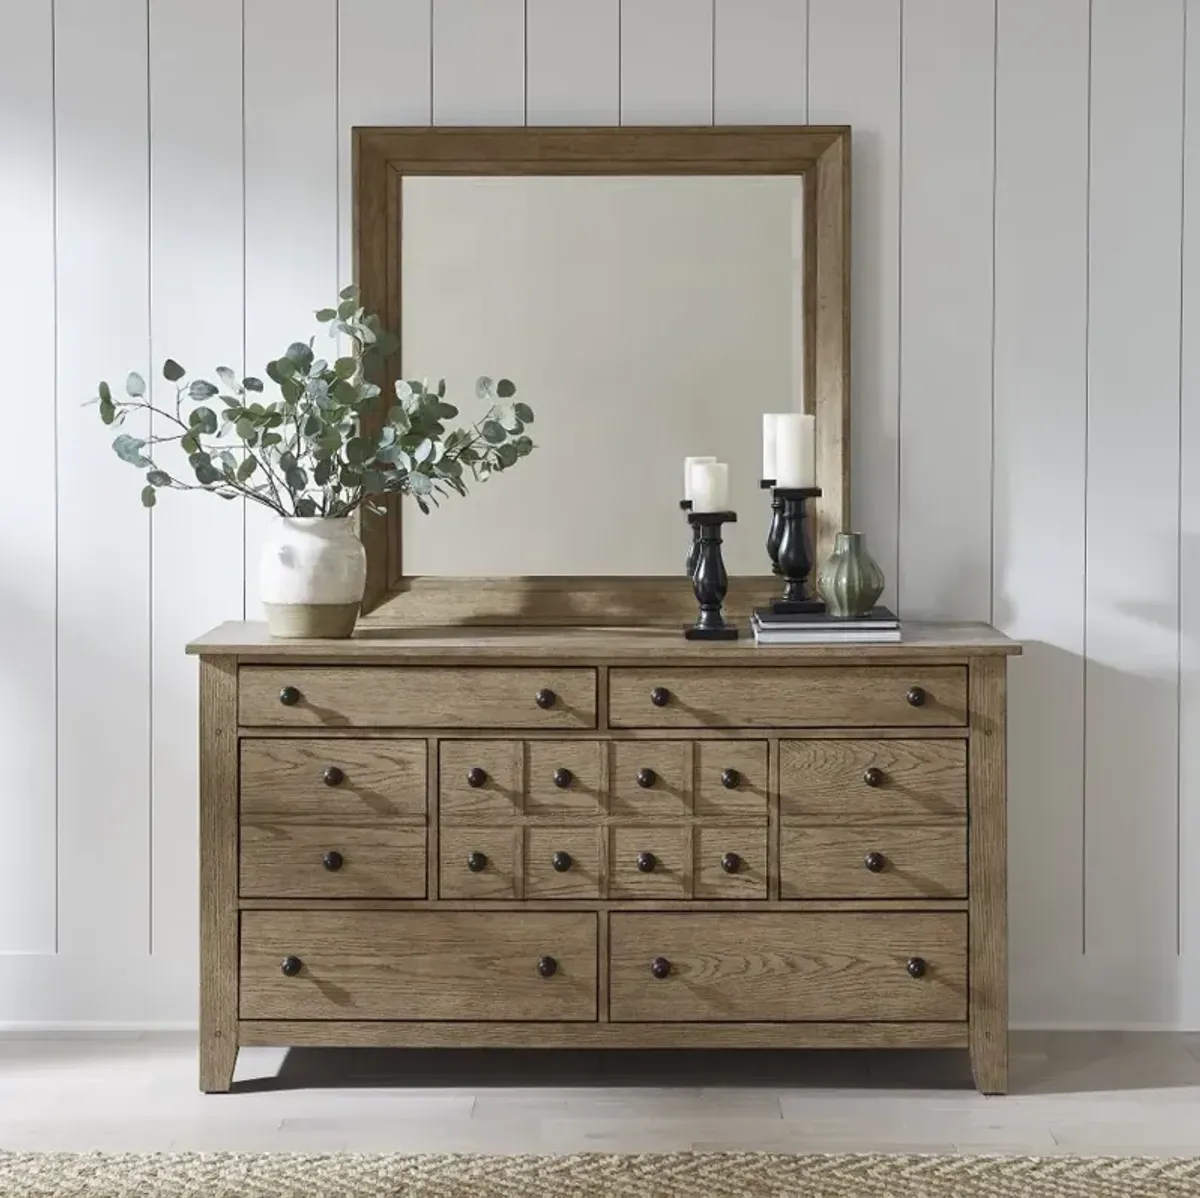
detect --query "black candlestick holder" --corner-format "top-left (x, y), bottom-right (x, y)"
top-left (684, 511), bottom-right (739, 640)
top-left (680, 499), bottom-right (701, 578)
top-left (760, 479), bottom-right (784, 575)
top-left (770, 486), bottom-right (825, 615)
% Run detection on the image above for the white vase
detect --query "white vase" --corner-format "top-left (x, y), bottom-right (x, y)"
top-left (259, 516), bottom-right (366, 639)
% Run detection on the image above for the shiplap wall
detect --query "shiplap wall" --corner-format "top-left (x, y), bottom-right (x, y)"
top-left (1, 0), bottom-right (1197, 1027)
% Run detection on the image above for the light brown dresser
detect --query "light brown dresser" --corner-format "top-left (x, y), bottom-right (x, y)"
top-left (188, 621), bottom-right (1019, 1094)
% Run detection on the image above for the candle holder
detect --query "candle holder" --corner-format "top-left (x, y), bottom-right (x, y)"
top-left (680, 499), bottom-right (700, 578)
top-left (768, 486), bottom-right (825, 615)
top-left (684, 511), bottom-right (739, 640)
top-left (760, 479), bottom-right (784, 575)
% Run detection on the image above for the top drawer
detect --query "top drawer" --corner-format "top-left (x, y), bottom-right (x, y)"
top-left (240, 667), bottom-right (598, 729)
top-left (608, 667), bottom-right (967, 728)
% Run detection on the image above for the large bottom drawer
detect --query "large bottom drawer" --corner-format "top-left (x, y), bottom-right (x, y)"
top-left (240, 911), bottom-right (598, 1021)
top-left (608, 912), bottom-right (966, 1023)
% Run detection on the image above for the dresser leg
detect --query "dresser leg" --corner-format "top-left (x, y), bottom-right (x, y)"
top-left (200, 1036), bottom-right (238, 1094)
top-left (970, 1033), bottom-right (1008, 1095)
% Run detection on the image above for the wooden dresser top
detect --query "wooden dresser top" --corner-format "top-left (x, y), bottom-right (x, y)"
top-left (188, 621), bottom-right (1020, 664)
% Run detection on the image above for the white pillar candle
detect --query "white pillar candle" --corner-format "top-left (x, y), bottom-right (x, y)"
top-left (683, 455), bottom-right (717, 502)
top-left (762, 414), bottom-right (780, 481)
top-left (689, 461), bottom-right (730, 513)
top-left (774, 413), bottom-right (816, 488)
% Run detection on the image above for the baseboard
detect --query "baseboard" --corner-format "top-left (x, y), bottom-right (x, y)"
top-left (0, 1021), bottom-right (197, 1034)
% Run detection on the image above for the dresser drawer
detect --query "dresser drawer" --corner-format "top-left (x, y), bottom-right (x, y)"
top-left (439, 742), bottom-right (523, 822)
top-left (241, 739), bottom-right (427, 824)
top-left (694, 741), bottom-right (768, 818)
top-left (693, 826), bottom-right (767, 899)
top-left (525, 827), bottom-right (602, 900)
top-left (609, 742), bottom-right (688, 818)
top-left (240, 667), bottom-right (598, 728)
top-left (439, 827), bottom-right (520, 899)
top-left (241, 911), bottom-right (598, 1021)
top-left (609, 826), bottom-right (688, 899)
top-left (608, 913), bottom-right (966, 1022)
top-left (781, 740), bottom-right (966, 823)
top-left (780, 826), bottom-right (967, 899)
top-left (240, 824), bottom-right (426, 899)
top-left (608, 667), bottom-right (967, 728)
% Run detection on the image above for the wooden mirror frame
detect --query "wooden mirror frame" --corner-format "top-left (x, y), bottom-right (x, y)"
top-left (353, 126), bottom-right (850, 626)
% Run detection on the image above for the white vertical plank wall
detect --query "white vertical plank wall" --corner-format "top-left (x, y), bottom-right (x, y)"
top-left (0, 0), bottom-right (57, 954)
top-left (5, 0), bottom-right (1200, 1027)
top-left (807, 0), bottom-right (901, 611)
top-left (992, 0), bottom-right (1089, 992)
top-left (1085, 0), bottom-right (1184, 965)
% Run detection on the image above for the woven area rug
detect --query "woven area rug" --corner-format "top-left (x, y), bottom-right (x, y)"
top-left (3, 1152), bottom-right (1200, 1198)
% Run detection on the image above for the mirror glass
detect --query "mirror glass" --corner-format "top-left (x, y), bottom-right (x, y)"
top-left (400, 175), bottom-right (805, 577)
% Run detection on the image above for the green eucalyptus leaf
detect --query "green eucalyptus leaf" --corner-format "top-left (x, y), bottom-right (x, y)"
top-left (295, 496), bottom-right (318, 517)
top-left (218, 449), bottom-right (238, 475)
top-left (303, 414), bottom-right (322, 437)
top-left (98, 380), bottom-right (112, 402)
top-left (413, 438), bottom-right (434, 465)
top-left (236, 457), bottom-right (258, 481)
top-left (496, 378), bottom-right (516, 399)
top-left (188, 379), bottom-right (218, 401)
top-left (260, 431), bottom-right (283, 448)
top-left (314, 457), bottom-right (335, 486)
top-left (331, 379), bottom-right (357, 405)
top-left (475, 376), bottom-right (494, 399)
top-left (333, 357), bottom-right (357, 380)
top-left (99, 397), bottom-right (116, 425)
top-left (141, 485), bottom-right (157, 508)
top-left (235, 417), bottom-right (255, 441)
top-left (394, 379), bottom-right (413, 403)
top-left (315, 307), bottom-right (337, 322)
top-left (180, 431), bottom-right (198, 455)
top-left (346, 437), bottom-right (372, 465)
top-left (408, 472), bottom-right (433, 497)
top-left (513, 402), bottom-right (534, 424)
top-left (284, 341), bottom-right (313, 368)
top-left (162, 359), bottom-right (186, 382)
top-left (126, 371), bottom-right (146, 398)
top-left (337, 298), bottom-right (358, 320)
top-left (340, 465), bottom-right (363, 488)
top-left (285, 466), bottom-right (308, 492)
top-left (280, 377), bottom-right (303, 405)
top-left (481, 420), bottom-right (506, 445)
top-left (433, 402), bottom-right (459, 419)
top-left (495, 443), bottom-right (519, 469)
top-left (113, 433), bottom-right (152, 467)
top-left (513, 434), bottom-right (534, 457)
top-left (146, 469), bottom-right (172, 487)
top-left (266, 359), bottom-right (286, 383)
top-left (339, 284), bottom-right (358, 301)
top-left (242, 376), bottom-right (264, 392)
top-left (362, 469), bottom-right (386, 495)
top-left (215, 366), bottom-right (240, 392)
top-left (188, 406), bottom-right (218, 435)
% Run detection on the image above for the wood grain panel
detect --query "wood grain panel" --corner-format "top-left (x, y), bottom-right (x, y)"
top-left (694, 741), bottom-right (768, 819)
top-left (240, 824), bottom-right (426, 899)
top-left (609, 668), bottom-right (968, 728)
top-left (525, 742), bottom-right (604, 816)
top-left (240, 910), bottom-right (598, 1021)
top-left (439, 741), bottom-right (523, 821)
top-left (780, 739), bottom-right (966, 823)
top-left (240, 739), bottom-right (426, 824)
top-left (525, 827), bottom-right (602, 900)
top-left (239, 667), bottom-right (598, 728)
top-left (609, 827), bottom-right (688, 900)
top-left (609, 742), bottom-right (690, 818)
top-left (1085, 0), bottom-right (1184, 961)
top-left (693, 826), bottom-right (768, 900)
top-left (609, 913), bottom-right (967, 1023)
top-left (780, 826), bottom-right (966, 900)
top-left (438, 827), bottom-right (519, 900)
top-left (526, 0), bottom-right (618, 125)
top-left (0, 0), bottom-right (56, 953)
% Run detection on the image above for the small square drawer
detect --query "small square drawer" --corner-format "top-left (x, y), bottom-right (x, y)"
top-left (439, 827), bottom-right (519, 899)
top-left (781, 739), bottom-right (966, 823)
top-left (609, 827), bottom-right (687, 899)
top-left (525, 827), bottom-right (603, 899)
top-left (241, 739), bottom-right (426, 824)
top-left (240, 824), bottom-right (426, 899)
top-left (608, 913), bottom-right (967, 1022)
top-left (241, 911), bottom-right (598, 1021)
top-left (693, 826), bottom-right (767, 899)
top-left (609, 742), bottom-right (688, 818)
top-left (440, 742), bottom-right (522, 822)
top-left (240, 667), bottom-right (598, 728)
top-left (780, 826), bottom-right (966, 899)
top-left (694, 741), bottom-right (768, 818)
top-left (608, 667), bottom-right (967, 728)
top-left (526, 742), bottom-right (604, 816)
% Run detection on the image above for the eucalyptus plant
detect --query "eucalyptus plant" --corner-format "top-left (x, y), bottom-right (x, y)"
top-left (90, 286), bottom-right (534, 517)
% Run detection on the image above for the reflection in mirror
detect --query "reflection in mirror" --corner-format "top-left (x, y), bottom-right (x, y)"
top-left (401, 176), bottom-right (805, 577)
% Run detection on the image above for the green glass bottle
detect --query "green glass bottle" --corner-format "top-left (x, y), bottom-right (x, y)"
top-left (817, 532), bottom-right (885, 618)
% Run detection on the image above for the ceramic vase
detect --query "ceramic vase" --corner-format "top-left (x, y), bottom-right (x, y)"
top-left (817, 531), bottom-right (885, 618)
top-left (259, 516), bottom-right (366, 639)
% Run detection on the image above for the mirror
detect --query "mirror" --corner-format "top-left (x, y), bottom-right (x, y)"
top-left (352, 126), bottom-right (850, 624)
top-left (400, 176), bottom-right (805, 578)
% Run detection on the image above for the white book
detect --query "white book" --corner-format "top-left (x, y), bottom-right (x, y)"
top-left (754, 628), bottom-right (903, 646)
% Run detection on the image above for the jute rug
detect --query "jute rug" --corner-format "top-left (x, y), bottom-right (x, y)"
top-left (2, 1152), bottom-right (1199, 1198)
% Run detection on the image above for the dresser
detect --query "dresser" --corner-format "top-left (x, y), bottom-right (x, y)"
top-left (188, 621), bottom-right (1018, 1094)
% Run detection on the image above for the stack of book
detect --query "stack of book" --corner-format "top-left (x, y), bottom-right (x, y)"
top-left (751, 606), bottom-right (901, 645)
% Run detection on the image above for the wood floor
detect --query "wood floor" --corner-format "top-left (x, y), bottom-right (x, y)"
top-left (0, 1032), bottom-right (1197, 1156)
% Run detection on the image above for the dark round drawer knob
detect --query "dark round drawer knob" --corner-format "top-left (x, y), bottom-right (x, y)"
top-left (636, 767), bottom-right (657, 789)
top-left (864, 850), bottom-right (886, 873)
top-left (466, 767), bottom-right (487, 788)
top-left (322, 850), bottom-right (344, 872)
top-left (553, 767), bottom-right (573, 789)
top-left (906, 686), bottom-right (927, 707)
top-left (650, 686), bottom-right (671, 708)
top-left (863, 766), bottom-right (884, 788)
top-left (278, 686), bottom-right (300, 707)
top-left (721, 851), bottom-right (742, 875)
top-left (467, 850), bottom-right (488, 873)
top-left (537, 955), bottom-right (558, 978)
top-left (907, 956), bottom-right (927, 979)
top-left (280, 955), bottom-right (303, 977)
top-left (636, 851), bottom-right (657, 873)
top-left (651, 956), bottom-right (671, 980)
top-left (552, 850), bottom-right (573, 873)
top-left (720, 768), bottom-right (741, 790)
top-left (323, 765), bottom-right (345, 787)
top-left (535, 688), bottom-right (557, 710)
